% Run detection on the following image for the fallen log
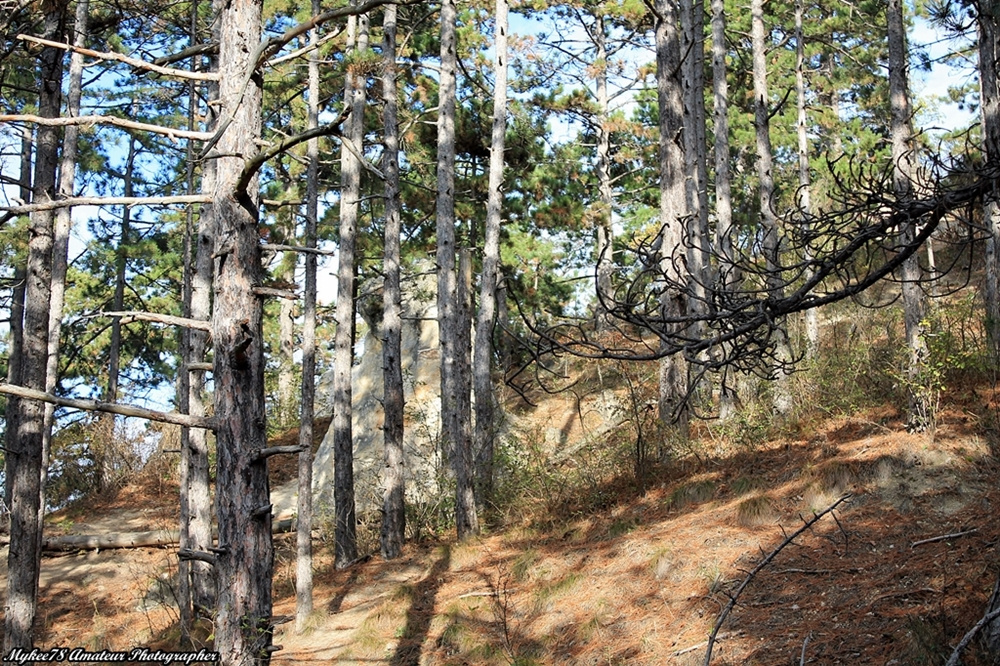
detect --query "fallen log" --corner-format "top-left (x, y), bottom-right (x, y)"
top-left (41, 517), bottom-right (297, 552)
top-left (42, 529), bottom-right (180, 552)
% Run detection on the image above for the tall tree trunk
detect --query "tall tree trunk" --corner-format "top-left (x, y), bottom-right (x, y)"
top-left (177, 0), bottom-right (202, 640)
top-left (473, 0), bottom-right (508, 507)
top-left (4, 126), bottom-right (32, 529)
top-left (41, 0), bottom-right (87, 531)
top-left (710, 0), bottom-right (737, 419)
top-left (751, 0), bottom-right (792, 416)
top-left (795, 0), bottom-right (819, 356)
top-left (99, 130), bottom-right (137, 491)
top-left (4, 0), bottom-right (65, 652)
top-left (295, 0), bottom-right (320, 627)
top-left (333, 5), bottom-right (368, 567)
top-left (187, 44), bottom-right (217, 625)
top-left (178, 9), bottom-right (217, 624)
top-left (888, 0), bottom-right (928, 431)
top-left (980, 1), bottom-right (1000, 360)
top-left (594, 14), bottom-right (614, 329)
top-left (211, 0), bottom-right (273, 661)
top-left (380, 1), bottom-right (406, 561)
top-left (278, 261), bottom-right (296, 425)
top-left (682, 0), bottom-right (709, 314)
top-left (655, 0), bottom-right (690, 435)
top-left (106, 132), bottom-right (136, 408)
top-left (438, 0), bottom-right (479, 539)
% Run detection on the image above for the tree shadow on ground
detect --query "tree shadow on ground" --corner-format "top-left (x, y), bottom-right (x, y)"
top-left (327, 567), bottom-right (361, 615)
top-left (389, 544), bottom-right (451, 666)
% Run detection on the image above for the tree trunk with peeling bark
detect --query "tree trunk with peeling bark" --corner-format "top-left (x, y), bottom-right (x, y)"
top-left (4, 127), bottom-right (31, 532)
top-left (795, 0), bottom-right (819, 357)
top-left (41, 0), bottom-right (87, 530)
top-left (681, 0), bottom-right (709, 315)
top-left (594, 14), bottom-right (614, 330)
top-left (179, 0), bottom-right (216, 633)
top-left (710, 0), bottom-right (738, 419)
top-left (296, 0), bottom-right (320, 627)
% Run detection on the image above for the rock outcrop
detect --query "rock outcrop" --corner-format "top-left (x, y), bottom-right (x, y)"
top-left (272, 265), bottom-right (444, 520)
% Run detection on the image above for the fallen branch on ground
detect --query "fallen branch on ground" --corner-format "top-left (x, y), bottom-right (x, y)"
top-left (42, 517), bottom-right (296, 552)
top-left (702, 494), bottom-right (851, 666)
top-left (911, 528), bottom-right (977, 548)
top-left (945, 605), bottom-right (1000, 666)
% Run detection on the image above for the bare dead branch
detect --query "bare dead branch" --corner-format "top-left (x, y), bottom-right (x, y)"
top-left (100, 310), bottom-right (212, 332)
top-left (522, 154), bottom-right (997, 389)
top-left (0, 194), bottom-right (212, 215)
top-left (236, 118), bottom-right (347, 198)
top-left (152, 41), bottom-right (218, 67)
top-left (945, 605), bottom-right (1000, 666)
top-left (673, 632), bottom-right (740, 657)
top-left (266, 29), bottom-right (341, 67)
top-left (17, 34), bottom-right (220, 80)
top-left (252, 286), bottom-right (298, 300)
top-left (43, 530), bottom-right (179, 551)
top-left (251, 445), bottom-right (306, 462)
top-left (261, 243), bottom-right (336, 256)
top-left (0, 114), bottom-right (213, 142)
top-left (178, 549), bottom-right (219, 566)
top-left (703, 494), bottom-right (851, 666)
top-left (0, 383), bottom-right (215, 430)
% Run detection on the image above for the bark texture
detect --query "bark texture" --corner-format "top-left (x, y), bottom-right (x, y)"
top-left (888, 0), bottom-right (929, 431)
top-left (594, 14), bottom-right (614, 328)
top-left (473, 0), bottom-right (508, 506)
top-left (795, 0), bottom-right (819, 356)
top-left (380, 2), bottom-right (406, 560)
top-left (332, 6), bottom-right (369, 567)
top-left (655, 0), bottom-right (690, 434)
top-left (4, 1), bottom-right (65, 653)
top-left (710, 0), bottom-right (738, 419)
top-left (980, 2), bottom-right (1000, 360)
top-left (296, 1), bottom-right (320, 628)
top-left (437, 0), bottom-right (479, 538)
top-left (211, 0), bottom-right (274, 662)
top-left (751, 0), bottom-right (792, 415)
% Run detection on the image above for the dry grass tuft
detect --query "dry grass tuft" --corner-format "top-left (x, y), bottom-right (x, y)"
top-left (735, 494), bottom-right (778, 527)
top-left (667, 478), bottom-right (716, 510)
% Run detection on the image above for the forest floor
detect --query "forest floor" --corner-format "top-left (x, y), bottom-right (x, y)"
top-left (5, 381), bottom-right (1000, 665)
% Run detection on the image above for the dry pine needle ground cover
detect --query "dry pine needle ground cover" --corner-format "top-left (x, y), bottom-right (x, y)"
top-left (5, 392), bottom-right (1000, 665)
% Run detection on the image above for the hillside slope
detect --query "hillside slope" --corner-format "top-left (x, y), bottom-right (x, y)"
top-left (3, 391), bottom-right (998, 665)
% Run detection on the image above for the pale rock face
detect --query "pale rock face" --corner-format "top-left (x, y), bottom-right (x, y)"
top-left (272, 264), bottom-right (443, 520)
